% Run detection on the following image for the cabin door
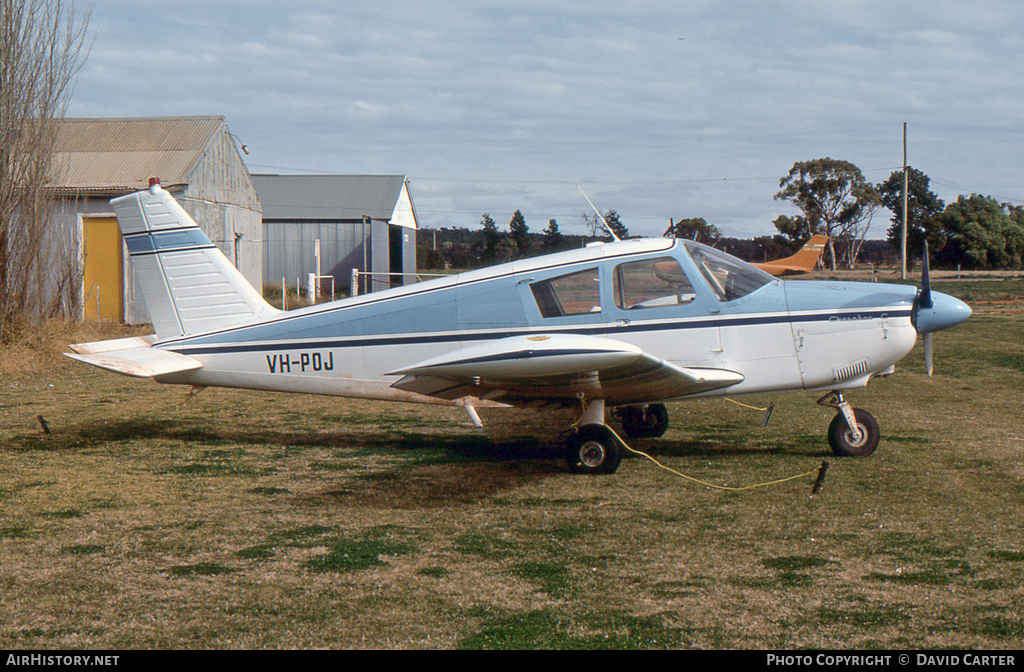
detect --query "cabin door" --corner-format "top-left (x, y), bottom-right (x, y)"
top-left (83, 217), bottom-right (124, 323)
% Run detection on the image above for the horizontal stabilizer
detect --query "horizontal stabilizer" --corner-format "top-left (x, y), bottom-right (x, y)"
top-left (66, 335), bottom-right (158, 354)
top-left (65, 338), bottom-right (202, 378)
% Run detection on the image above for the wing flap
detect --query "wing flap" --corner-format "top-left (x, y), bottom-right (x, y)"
top-left (596, 356), bottom-right (744, 405)
top-left (390, 375), bottom-right (480, 400)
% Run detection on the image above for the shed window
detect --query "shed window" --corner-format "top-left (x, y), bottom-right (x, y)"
top-left (530, 268), bottom-right (601, 318)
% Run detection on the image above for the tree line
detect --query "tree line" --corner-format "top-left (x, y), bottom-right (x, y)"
top-left (420, 157), bottom-right (1024, 272)
top-left (418, 208), bottom-right (898, 271)
top-left (773, 158), bottom-right (1024, 271)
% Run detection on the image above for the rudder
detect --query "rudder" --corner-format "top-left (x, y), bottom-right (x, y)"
top-left (111, 181), bottom-right (279, 340)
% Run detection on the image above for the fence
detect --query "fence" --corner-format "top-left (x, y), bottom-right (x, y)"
top-left (350, 270), bottom-right (448, 297)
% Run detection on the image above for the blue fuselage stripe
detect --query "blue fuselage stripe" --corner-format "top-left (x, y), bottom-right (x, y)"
top-left (153, 243), bottom-right (680, 348)
top-left (163, 309), bottom-right (912, 356)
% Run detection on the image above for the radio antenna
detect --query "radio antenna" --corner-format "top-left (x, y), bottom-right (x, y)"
top-left (576, 185), bottom-right (621, 242)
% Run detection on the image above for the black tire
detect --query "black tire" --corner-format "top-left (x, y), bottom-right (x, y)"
top-left (566, 425), bottom-right (622, 474)
top-left (827, 409), bottom-right (880, 457)
top-left (618, 403), bottom-right (670, 439)
top-left (618, 407), bottom-right (645, 437)
top-left (644, 403), bottom-right (670, 438)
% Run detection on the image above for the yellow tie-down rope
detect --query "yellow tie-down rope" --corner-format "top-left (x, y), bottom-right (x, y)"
top-left (724, 397), bottom-right (775, 427)
top-left (602, 426), bottom-right (827, 493)
top-left (577, 399), bottom-right (829, 495)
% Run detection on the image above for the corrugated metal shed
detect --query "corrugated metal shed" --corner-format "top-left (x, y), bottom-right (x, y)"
top-left (253, 174), bottom-right (417, 294)
top-left (253, 174), bottom-right (413, 225)
top-left (41, 116), bottom-right (263, 325)
top-left (51, 116), bottom-right (228, 193)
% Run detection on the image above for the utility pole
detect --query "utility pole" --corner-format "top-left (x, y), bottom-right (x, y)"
top-left (901, 122), bottom-right (908, 280)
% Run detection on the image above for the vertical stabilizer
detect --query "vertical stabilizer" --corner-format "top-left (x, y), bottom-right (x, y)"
top-left (752, 235), bottom-right (829, 276)
top-left (784, 234), bottom-right (829, 268)
top-left (111, 181), bottom-right (279, 340)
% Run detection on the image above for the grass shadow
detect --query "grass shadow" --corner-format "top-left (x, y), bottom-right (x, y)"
top-left (638, 431), bottom-right (830, 459)
top-left (309, 451), bottom-right (564, 510)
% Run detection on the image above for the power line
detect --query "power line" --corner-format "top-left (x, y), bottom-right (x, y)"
top-left (928, 178), bottom-right (1024, 205)
top-left (248, 162), bottom-right (903, 189)
top-left (246, 161), bottom-right (1024, 214)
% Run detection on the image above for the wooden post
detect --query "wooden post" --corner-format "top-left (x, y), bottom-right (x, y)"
top-left (901, 122), bottom-right (908, 280)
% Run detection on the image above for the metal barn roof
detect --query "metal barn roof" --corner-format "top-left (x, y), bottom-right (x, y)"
top-left (252, 174), bottom-right (409, 223)
top-left (51, 116), bottom-right (227, 193)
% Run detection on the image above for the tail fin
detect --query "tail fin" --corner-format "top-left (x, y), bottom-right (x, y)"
top-left (783, 234), bottom-right (828, 268)
top-left (112, 182), bottom-right (279, 340)
top-left (753, 235), bottom-right (828, 276)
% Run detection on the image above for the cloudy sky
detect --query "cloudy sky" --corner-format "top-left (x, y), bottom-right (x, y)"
top-left (68, 1), bottom-right (1024, 238)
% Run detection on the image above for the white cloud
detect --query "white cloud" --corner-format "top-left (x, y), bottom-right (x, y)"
top-left (69, 0), bottom-right (1024, 237)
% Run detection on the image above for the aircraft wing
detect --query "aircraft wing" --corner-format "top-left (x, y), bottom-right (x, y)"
top-left (387, 334), bottom-right (743, 407)
top-left (66, 337), bottom-right (203, 378)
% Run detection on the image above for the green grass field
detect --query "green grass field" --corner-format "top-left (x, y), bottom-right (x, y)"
top-left (1, 279), bottom-right (1022, 649)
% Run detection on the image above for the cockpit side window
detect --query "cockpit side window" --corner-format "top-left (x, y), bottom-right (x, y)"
top-left (530, 267), bottom-right (601, 318)
top-left (684, 241), bottom-right (774, 302)
top-left (613, 257), bottom-right (696, 310)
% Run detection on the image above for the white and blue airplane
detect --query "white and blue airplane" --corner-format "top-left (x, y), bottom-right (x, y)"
top-left (67, 181), bottom-right (972, 474)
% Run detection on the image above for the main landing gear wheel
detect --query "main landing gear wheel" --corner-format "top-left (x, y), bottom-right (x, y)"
top-left (566, 424), bottom-right (623, 474)
top-left (618, 403), bottom-right (669, 439)
top-left (827, 408), bottom-right (880, 457)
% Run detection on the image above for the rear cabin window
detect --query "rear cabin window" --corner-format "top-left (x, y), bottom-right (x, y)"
top-left (614, 257), bottom-right (696, 310)
top-left (530, 268), bottom-right (602, 318)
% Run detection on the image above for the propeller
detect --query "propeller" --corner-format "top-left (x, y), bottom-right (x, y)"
top-left (911, 240), bottom-right (972, 376)
top-left (920, 241), bottom-right (933, 376)
top-left (913, 241), bottom-right (935, 376)
top-left (923, 330), bottom-right (934, 377)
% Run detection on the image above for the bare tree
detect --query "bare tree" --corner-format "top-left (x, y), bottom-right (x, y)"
top-left (0, 0), bottom-right (91, 342)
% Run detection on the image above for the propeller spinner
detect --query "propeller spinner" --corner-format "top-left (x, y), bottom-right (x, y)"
top-left (911, 240), bottom-right (972, 376)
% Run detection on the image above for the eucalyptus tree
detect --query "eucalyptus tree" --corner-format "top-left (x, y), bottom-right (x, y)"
top-left (774, 158), bottom-right (880, 269)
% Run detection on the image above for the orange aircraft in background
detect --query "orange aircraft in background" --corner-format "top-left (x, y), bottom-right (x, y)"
top-left (753, 235), bottom-right (828, 276)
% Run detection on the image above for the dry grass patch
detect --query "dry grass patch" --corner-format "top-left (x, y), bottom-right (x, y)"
top-left (2, 289), bottom-right (1024, 648)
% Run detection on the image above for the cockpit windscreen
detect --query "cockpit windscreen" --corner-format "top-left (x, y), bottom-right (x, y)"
top-left (683, 241), bottom-right (775, 302)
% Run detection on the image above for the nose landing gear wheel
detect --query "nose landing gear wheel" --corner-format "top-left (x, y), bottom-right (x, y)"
top-left (566, 425), bottom-right (623, 474)
top-left (827, 409), bottom-right (880, 457)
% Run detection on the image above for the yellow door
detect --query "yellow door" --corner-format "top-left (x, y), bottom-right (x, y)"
top-left (83, 217), bottom-right (124, 322)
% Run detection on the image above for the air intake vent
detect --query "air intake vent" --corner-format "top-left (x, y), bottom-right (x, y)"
top-left (833, 359), bottom-right (870, 382)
